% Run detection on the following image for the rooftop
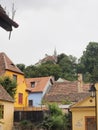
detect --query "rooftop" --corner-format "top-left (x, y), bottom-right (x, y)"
top-left (0, 85), bottom-right (14, 102)
top-left (0, 52), bottom-right (23, 75)
top-left (44, 80), bottom-right (90, 103)
top-left (26, 76), bottom-right (54, 92)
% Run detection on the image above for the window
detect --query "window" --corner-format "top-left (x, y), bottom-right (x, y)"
top-left (31, 82), bottom-right (35, 88)
top-left (18, 93), bottom-right (23, 104)
top-left (29, 100), bottom-right (33, 106)
top-left (13, 74), bottom-right (17, 82)
top-left (85, 116), bottom-right (96, 130)
top-left (0, 105), bottom-right (4, 119)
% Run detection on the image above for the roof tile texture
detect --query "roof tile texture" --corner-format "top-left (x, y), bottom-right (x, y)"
top-left (0, 52), bottom-right (23, 75)
top-left (0, 85), bottom-right (14, 102)
top-left (26, 76), bottom-right (53, 92)
top-left (44, 81), bottom-right (90, 103)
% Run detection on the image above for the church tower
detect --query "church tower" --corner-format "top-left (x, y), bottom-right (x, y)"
top-left (53, 48), bottom-right (58, 63)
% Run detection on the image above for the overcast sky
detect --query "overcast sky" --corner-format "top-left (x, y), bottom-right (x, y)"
top-left (1, 0), bottom-right (98, 66)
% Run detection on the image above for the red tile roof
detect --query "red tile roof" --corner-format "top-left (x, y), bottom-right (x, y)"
top-left (35, 54), bottom-right (57, 66)
top-left (47, 81), bottom-right (78, 95)
top-left (41, 55), bottom-right (56, 63)
top-left (0, 85), bottom-right (14, 102)
top-left (0, 52), bottom-right (23, 75)
top-left (0, 5), bottom-right (19, 31)
top-left (44, 80), bottom-right (90, 103)
top-left (82, 83), bottom-right (90, 92)
top-left (26, 76), bottom-right (54, 92)
top-left (44, 92), bottom-right (90, 103)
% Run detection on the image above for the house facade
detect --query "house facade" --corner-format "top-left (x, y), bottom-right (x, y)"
top-left (70, 96), bottom-right (95, 130)
top-left (0, 52), bottom-right (28, 108)
top-left (0, 85), bottom-right (14, 130)
top-left (26, 76), bottom-right (54, 107)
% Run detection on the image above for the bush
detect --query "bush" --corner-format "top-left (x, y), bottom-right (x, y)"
top-left (19, 120), bottom-right (34, 130)
top-left (38, 103), bottom-right (70, 130)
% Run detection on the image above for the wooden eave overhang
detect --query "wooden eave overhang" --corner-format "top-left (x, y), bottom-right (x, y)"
top-left (0, 6), bottom-right (19, 31)
top-left (71, 106), bottom-right (95, 108)
top-left (5, 68), bottom-right (24, 75)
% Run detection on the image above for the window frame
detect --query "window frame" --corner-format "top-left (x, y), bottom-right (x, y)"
top-left (13, 74), bottom-right (17, 82)
top-left (31, 82), bottom-right (35, 88)
top-left (28, 100), bottom-right (33, 107)
top-left (0, 105), bottom-right (4, 119)
top-left (18, 93), bottom-right (23, 104)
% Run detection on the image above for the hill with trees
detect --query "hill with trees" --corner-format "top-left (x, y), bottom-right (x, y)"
top-left (17, 42), bottom-right (98, 83)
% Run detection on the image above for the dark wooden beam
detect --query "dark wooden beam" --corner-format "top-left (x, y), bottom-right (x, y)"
top-left (0, 5), bottom-right (19, 31)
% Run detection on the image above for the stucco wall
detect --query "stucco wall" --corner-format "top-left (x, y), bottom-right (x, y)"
top-left (0, 101), bottom-right (14, 130)
top-left (70, 97), bottom-right (95, 130)
top-left (28, 93), bottom-right (42, 107)
top-left (72, 108), bottom-right (95, 130)
top-left (42, 80), bottom-right (52, 96)
top-left (5, 71), bottom-right (28, 107)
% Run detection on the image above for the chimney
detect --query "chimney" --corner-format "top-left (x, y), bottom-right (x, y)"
top-left (78, 73), bottom-right (83, 92)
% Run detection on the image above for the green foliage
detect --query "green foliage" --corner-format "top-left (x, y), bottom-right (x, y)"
top-left (24, 63), bottom-right (62, 80)
top-left (24, 65), bottom-right (38, 78)
top-left (19, 120), bottom-right (34, 130)
top-left (0, 76), bottom-right (17, 98)
top-left (78, 42), bottom-right (98, 82)
top-left (48, 103), bottom-right (63, 116)
top-left (23, 53), bottom-right (78, 81)
top-left (16, 63), bottom-right (26, 72)
top-left (16, 42), bottom-right (98, 82)
top-left (61, 99), bottom-right (71, 105)
top-left (39, 103), bottom-right (70, 130)
top-left (58, 54), bottom-right (77, 81)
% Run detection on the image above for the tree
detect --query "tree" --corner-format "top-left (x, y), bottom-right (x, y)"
top-left (16, 63), bottom-right (26, 72)
top-left (37, 62), bottom-right (62, 80)
top-left (24, 62), bottom-right (62, 80)
top-left (39, 103), bottom-right (70, 130)
top-left (78, 42), bottom-right (98, 82)
top-left (17, 53), bottom-right (78, 81)
top-left (57, 53), bottom-right (77, 81)
top-left (0, 76), bottom-right (17, 98)
top-left (24, 65), bottom-right (40, 78)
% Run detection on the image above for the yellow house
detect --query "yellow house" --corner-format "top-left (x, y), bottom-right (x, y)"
top-left (70, 96), bottom-right (96, 130)
top-left (0, 52), bottom-right (28, 108)
top-left (0, 85), bottom-right (14, 130)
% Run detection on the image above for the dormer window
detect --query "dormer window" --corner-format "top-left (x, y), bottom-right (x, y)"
top-left (10, 63), bottom-right (15, 67)
top-left (31, 82), bottom-right (35, 88)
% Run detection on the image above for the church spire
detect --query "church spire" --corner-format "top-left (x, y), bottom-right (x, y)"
top-left (54, 47), bottom-right (57, 57)
top-left (53, 47), bottom-right (57, 63)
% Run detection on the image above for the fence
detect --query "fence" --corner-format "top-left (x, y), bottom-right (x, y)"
top-left (14, 110), bottom-right (48, 123)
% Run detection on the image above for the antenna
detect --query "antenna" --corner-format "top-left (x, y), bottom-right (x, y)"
top-left (9, 2), bottom-right (16, 40)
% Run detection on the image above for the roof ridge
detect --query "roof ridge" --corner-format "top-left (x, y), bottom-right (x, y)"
top-left (0, 52), bottom-right (24, 75)
top-left (3, 53), bottom-right (8, 69)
